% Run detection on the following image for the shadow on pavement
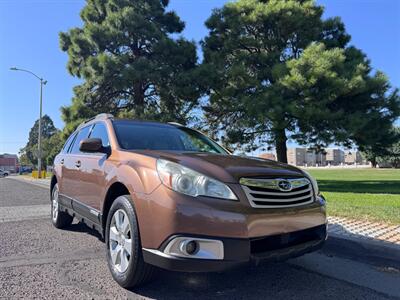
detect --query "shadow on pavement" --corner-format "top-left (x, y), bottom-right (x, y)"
top-left (128, 257), bottom-right (388, 300)
top-left (132, 263), bottom-right (309, 299)
top-left (63, 221), bottom-right (103, 241)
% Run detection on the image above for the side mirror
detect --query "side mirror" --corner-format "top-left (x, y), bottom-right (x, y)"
top-left (80, 138), bottom-right (109, 154)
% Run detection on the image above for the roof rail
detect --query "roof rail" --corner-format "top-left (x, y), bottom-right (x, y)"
top-left (84, 113), bottom-right (114, 123)
top-left (78, 113), bottom-right (114, 129)
top-left (168, 122), bottom-right (184, 127)
top-left (95, 113), bottom-right (114, 120)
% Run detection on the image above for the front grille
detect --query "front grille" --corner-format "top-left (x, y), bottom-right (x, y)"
top-left (240, 177), bottom-right (314, 208)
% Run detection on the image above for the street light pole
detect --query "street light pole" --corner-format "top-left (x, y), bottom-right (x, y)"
top-left (10, 67), bottom-right (47, 179)
top-left (38, 79), bottom-right (44, 178)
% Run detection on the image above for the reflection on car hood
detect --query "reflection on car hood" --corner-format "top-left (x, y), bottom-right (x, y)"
top-left (129, 150), bottom-right (305, 183)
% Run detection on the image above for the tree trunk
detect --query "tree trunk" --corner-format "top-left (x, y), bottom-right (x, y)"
top-left (370, 156), bottom-right (377, 168)
top-left (395, 159), bottom-right (400, 169)
top-left (274, 128), bottom-right (288, 163)
top-left (133, 81), bottom-right (145, 117)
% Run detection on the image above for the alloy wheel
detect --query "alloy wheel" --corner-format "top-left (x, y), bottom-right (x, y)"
top-left (52, 187), bottom-right (59, 222)
top-left (109, 209), bottom-right (132, 273)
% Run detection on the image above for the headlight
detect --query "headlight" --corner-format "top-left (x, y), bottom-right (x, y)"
top-left (302, 170), bottom-right (319, 195)
top-left (156, 159), bottom-right (238, 200)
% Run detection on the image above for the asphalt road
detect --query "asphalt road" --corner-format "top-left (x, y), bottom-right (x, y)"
top-left (0, 177), bottom-right (399, 299)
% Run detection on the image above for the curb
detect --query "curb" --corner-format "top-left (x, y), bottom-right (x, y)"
top-left (329, 232), bottom-right (400, 254)
top-left (323, 235), bottom-right (400, 269)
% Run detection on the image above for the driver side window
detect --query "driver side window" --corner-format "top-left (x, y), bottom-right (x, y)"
top-left (70, 126), bottom-right (92, 154)
top-left (89, 123), bottom-right (110, 147)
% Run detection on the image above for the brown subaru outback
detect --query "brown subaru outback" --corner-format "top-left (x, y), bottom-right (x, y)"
top-left (51, 113), bottom-right (327, 288)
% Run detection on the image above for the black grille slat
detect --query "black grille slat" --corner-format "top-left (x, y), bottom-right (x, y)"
top-left (253, 197), bottom-right (313, 206)
top-left (250, 190), bottom-right (311, 200)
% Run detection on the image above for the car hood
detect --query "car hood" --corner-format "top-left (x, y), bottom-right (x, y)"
top-left (128, 150), bottom-right (305, 183)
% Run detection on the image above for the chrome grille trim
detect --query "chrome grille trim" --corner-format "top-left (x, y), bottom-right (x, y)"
top-left (240, 177), bottom-right (314, 208)
top-left (244, 186), bottom-right (312, 197)
top-left (239, 177), bottom-right (310, 190)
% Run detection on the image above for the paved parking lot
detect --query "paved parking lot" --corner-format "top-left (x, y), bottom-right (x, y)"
top-left (0, 177), bottom-right (399, 299)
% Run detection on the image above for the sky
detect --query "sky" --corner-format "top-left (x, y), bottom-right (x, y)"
top-left (0, 0), bottom-right (399, 155)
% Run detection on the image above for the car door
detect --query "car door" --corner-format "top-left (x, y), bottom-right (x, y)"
top-left (74, 122), bottom-right (111, 217)
top-left (56, 131), bottom-right (77, 196)
top-left (62, 125), bottom-right (93, 215)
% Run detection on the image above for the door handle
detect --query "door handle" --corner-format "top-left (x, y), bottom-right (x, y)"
top-left (60, 159), bottom-right (64, 165)
top-left (75, 160), bottom-right (81, 168)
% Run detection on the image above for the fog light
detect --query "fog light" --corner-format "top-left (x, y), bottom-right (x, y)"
top-left (164, 237), bottom-right (224, 260)
top-left (180, 240), bottom-right (199, 255)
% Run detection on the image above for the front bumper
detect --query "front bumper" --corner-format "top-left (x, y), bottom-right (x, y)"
top-left (135, 183), bottom-right (327, 250)
top-left (142, 224), bottom-right (327, 272)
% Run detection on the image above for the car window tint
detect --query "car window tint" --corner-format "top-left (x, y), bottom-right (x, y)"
top-left (113, 121), bottom-right (227, 154)
top-left (62, 132), bottom-right (77, 154)
top-left (89, 123), bottom-right (110, 147)
top-left (70, 126), bottom-right (92, 154)
top-left (178, 132), bottom-right (217, 153)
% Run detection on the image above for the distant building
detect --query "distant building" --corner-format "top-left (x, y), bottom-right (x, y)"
top-left (0, 154), bottom-right (18, 172)
top-left (315, 151), bottom-right (326, 166)
top-left (305, 149), bottom-right (317, 166)
top-left (287, 148), bottom-right (328, 166)
top-left (325, 148), bottom-right (344, 165)
top-left (344, 151), bottom-right (363, 165)
top-left (258, 152), bottom-right (276, 161)
top-left (287, 148), bottom-right (307, 166)
top-left (286, 147), bottom-right (366, 166)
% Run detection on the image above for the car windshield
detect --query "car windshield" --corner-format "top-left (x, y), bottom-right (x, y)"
top-left (113, 121), bottom-right (228, 154)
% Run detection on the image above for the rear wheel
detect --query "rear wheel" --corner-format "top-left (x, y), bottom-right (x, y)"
top-left (51, 183), bottom-right (73, 228)
top-left (105, 195), bottom-right (156, 288)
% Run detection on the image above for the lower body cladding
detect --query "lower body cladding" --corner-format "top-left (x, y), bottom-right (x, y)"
top-left (142, 224), bottom-right (327, 272)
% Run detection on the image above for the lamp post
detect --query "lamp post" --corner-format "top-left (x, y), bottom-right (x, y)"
top-left (10, 67), bottom-right (47, 179)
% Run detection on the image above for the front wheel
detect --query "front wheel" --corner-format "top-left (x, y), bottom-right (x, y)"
top-left (105, 195), bottom-right (156, 288)
top-left (51, 183), bottom-right (73, 228)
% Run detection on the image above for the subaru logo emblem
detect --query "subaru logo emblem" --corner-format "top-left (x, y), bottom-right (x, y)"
top-left (278, 180), bottom-right (292, 191)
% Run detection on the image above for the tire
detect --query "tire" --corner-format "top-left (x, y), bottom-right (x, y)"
top-left (105, 195), bottom-right (156, 288)
top-left (51, 183), bottom-right (73, 228)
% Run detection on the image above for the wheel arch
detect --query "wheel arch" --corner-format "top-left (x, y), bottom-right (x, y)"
top-left (50, 175), bottom-right (57, 199)
top-left (102, 182), bottom-right (131, 235)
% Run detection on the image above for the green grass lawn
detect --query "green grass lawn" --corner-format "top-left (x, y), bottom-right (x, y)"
top-left (307, 168), bottom-right (400, 224)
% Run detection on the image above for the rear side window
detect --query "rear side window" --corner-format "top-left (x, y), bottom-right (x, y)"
top-left (69, 126), bottom-right (92, 154)
top-left (89, 123), bottom-right (110, 147)
top-left (62, 133), bottom-right (77, 153)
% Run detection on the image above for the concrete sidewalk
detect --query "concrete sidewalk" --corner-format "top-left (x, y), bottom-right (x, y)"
top-left (9, 175), bottom-right (50, 189)
top-left (328, 216), bottom-right (400, 249)
top-left (8, 175), bottom-right (400, 252)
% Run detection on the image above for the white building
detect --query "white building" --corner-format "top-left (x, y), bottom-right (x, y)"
top-left (344, 151), bottom-right (363, 165)
top-left (325, 148), bottom-right (344, 165)
top-left (287, 148), bottom-right (307, 166)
